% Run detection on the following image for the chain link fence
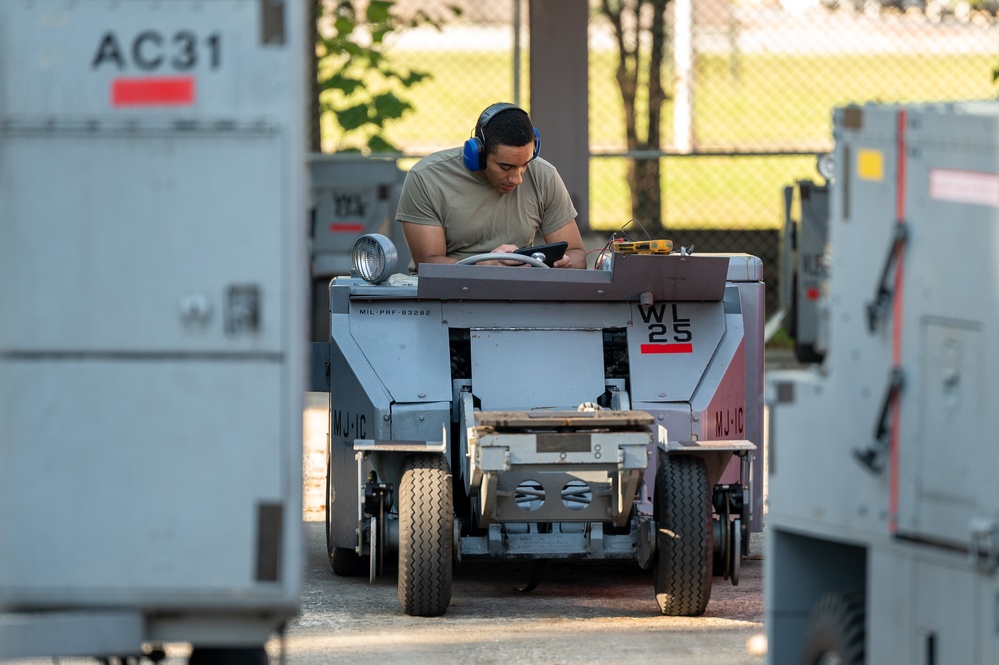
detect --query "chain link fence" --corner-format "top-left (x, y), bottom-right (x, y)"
top-left (320, 0), bottom-right (999, 314)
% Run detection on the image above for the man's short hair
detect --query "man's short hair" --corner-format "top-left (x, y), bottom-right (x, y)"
top-left (480, 108), bottom-right (536, 154)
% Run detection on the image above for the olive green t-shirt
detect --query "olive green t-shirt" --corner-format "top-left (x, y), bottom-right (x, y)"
top-left (396, 146), bottom-right (577, 266)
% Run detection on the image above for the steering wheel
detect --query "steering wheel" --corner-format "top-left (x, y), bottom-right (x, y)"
top-left (455, 252), bottom-right (550, 268)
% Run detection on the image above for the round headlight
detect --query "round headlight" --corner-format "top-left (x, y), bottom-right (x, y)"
top-left (351, 234), bottom-right (399, 284)
top-left (816, 153), bottom-right (835, 182)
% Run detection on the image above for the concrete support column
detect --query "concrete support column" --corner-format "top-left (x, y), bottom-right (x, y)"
top-left (528, 0), bottom-right (590, 231)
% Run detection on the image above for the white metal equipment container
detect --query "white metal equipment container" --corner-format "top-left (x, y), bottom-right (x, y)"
top-left (0, 0), bottom-right (306, 658)
top-left (767, 101), bottom-right (999, 664)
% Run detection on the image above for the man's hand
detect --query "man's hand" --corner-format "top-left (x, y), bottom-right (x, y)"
top-left (544, 220), bottom-right (587, 269)
top-left (490, 243), bottom-right (529, 266)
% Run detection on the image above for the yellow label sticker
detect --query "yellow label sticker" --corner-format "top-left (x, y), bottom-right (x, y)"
top-left (857, 149), bottom-right (884, 181)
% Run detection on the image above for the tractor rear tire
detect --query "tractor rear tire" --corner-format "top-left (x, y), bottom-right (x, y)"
top-left (397, 453), bottom-right (453, 617)
top-left (329, 546), bottom-right (367, 577)
top-left (653, 454), bottom-right (713, 616)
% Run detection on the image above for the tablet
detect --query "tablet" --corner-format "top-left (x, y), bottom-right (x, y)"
top-left (514, 241), bottom-right (568, 267)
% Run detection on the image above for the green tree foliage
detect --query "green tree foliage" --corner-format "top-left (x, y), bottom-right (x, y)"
top-left (316, 0), bottom-right (460, 153)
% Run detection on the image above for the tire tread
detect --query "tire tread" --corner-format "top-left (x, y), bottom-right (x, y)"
top-left (398, 453), bottom-right (453, 617)
top-left (653, 454), bottom-right (713, 616)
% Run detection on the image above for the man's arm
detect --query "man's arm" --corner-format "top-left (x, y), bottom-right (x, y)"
top-left (543, 220), bottom-right (587, 269)
top-left (401, 221), bottom-right (455, 268)
top-left (401, 222), bottom-right (527, 270)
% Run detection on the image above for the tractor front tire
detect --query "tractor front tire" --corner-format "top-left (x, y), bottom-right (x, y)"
top-left (653, 454), bottom-right (713, 616)
top-left (397, 453), bottom-right (453, 617)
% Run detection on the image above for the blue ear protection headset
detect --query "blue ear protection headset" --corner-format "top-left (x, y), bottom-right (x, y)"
top-left (462, 102), bottom-right (541, 172)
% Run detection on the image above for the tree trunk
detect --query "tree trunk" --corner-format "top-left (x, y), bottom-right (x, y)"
top-left (630, 159), bottom-right (663, 229)
top-left (603, 0), bottom-right (671, 234)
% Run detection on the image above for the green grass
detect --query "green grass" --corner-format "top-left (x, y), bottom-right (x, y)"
top-left (324, 48), bottom-right (999, 231)
top-left (589, 154), bottom-right (820, 230)
top-left (690, 52), bottom-right (997, 146)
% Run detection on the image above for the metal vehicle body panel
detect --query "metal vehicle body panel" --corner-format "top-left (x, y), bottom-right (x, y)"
top-left (325, 249), bottom-right (765, 614)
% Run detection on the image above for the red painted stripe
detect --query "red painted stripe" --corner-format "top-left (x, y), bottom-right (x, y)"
top-left (329, 223), bottom-right (365, 233)
top-left (112, 77), bottom-right (195, 106)
top-left (889, 108), bottom-right (908, 535)
top-left (640, 343), bottom-right (693, 354)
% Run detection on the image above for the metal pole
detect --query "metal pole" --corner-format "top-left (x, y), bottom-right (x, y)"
top-left (513, 0), bottom-right (522, 106)
top-left (674, 0), bottom-right (694, 153)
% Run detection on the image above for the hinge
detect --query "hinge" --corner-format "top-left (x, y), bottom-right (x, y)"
top-left (866, 221), bottom-right (909, 332)
top-left (854, 367), bottom-right (904, 474)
